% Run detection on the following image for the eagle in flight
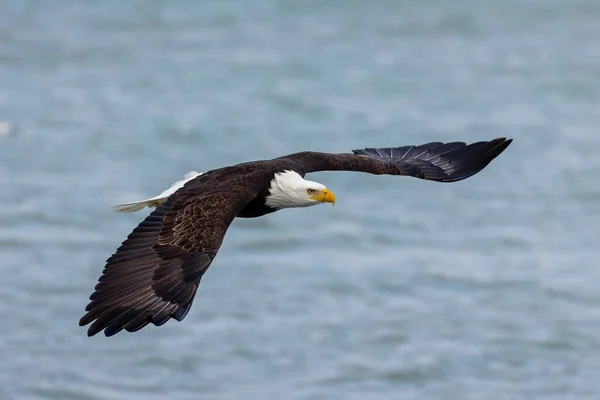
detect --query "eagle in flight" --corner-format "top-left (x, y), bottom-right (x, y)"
top-left (80, 138), bottom-right (512, 336)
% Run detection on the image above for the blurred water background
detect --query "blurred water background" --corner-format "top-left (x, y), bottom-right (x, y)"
top-left (2, 1), bottom-right (600, 399)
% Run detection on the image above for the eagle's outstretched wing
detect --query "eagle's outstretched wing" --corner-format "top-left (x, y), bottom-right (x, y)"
top-left (285, 138), bottom-right (512, 182)
top-left (80, 175), bottom-right (257, 337)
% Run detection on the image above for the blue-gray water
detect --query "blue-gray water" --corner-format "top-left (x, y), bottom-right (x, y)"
top-left (2, 1), bottom-right (600, 399)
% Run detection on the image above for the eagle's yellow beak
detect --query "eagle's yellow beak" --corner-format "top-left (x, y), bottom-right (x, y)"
top-left (311, 188), bottom-right (336, 205)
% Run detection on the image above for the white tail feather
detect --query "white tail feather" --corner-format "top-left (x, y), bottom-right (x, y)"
top-left (113, 171), bottom-right (203, 213)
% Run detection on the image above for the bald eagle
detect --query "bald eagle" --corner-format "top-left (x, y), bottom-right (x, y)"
top-left (80, 138), bottom-right (512, 337)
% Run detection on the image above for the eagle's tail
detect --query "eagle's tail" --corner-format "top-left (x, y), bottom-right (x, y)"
top-left (113, 171), bottom-right (203, 213)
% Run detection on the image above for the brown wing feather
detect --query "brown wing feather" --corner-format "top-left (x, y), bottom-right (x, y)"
top-left (80, 175), bottom-right (258, 337)
top-left (283, 137), bottom-right (512, 182)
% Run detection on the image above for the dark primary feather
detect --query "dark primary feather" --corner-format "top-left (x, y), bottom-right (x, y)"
top-left (284, 137), bottom-right (512, 182)
top-left (80, 172), bottom-right (260, 337)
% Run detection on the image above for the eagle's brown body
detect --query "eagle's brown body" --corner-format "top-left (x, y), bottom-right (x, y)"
top-left (80, 138), bottom-right (512, 336)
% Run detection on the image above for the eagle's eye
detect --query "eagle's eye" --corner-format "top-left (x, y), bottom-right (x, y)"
top-left (307, 188), bottom-right (316, 195)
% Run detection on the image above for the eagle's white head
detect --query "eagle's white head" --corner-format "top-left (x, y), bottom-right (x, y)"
top-left (265, 170), bottom-right (336, 210)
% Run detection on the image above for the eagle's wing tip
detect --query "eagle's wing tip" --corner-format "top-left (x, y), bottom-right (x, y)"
top-left (494, 137), bottom-right (513, 146)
